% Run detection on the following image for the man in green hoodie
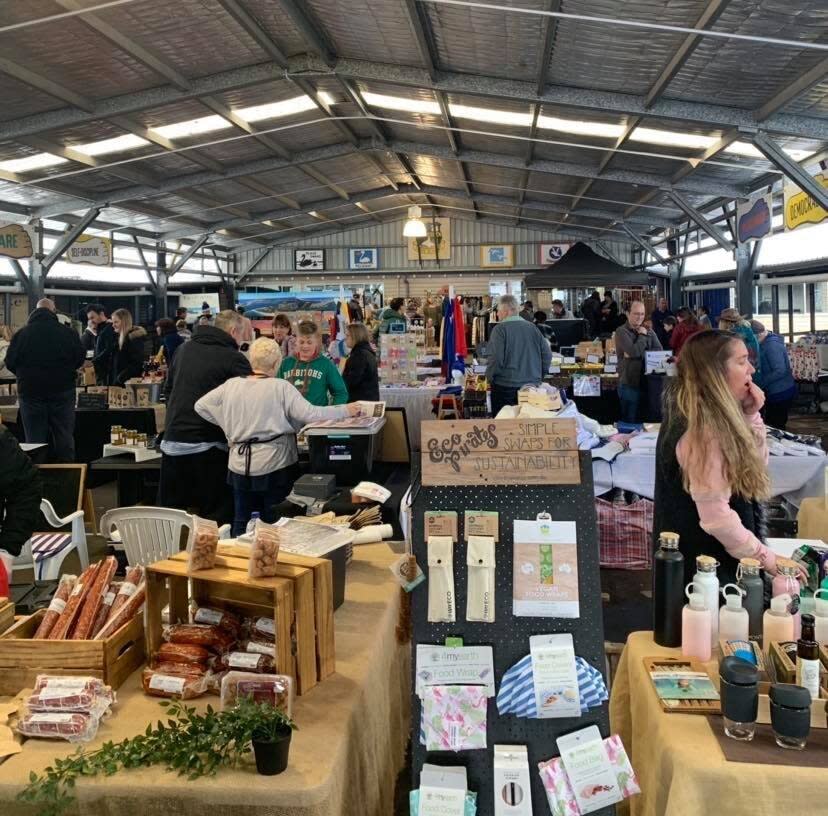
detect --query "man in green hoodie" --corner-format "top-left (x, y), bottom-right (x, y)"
top-left (277, 320), bottom-right (348, 406)
top-left (373, 297), bottom-right (407, 341)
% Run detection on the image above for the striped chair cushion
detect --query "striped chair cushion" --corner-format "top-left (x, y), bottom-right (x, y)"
top-left (31, 533), bottom-right (73, 563)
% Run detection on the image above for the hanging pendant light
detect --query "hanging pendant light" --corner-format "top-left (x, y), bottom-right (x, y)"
top-left (403, 205), bottom-right (427, 238)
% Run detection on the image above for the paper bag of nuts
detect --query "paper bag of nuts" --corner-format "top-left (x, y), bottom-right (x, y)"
top-left (186, 516), bottom-right (220, 572)
top-left (248, 519), bottom-right (281, 579)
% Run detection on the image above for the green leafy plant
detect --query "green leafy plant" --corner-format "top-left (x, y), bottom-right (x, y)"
top-left (17, 698), bottom-right (297, 816)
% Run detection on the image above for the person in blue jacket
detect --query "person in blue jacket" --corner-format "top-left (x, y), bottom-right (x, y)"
top-left (751, 320), bottom-right (797, 430)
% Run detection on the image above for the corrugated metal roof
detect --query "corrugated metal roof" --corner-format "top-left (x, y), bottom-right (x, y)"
top-left (0, 0), bottom-right (823, 263)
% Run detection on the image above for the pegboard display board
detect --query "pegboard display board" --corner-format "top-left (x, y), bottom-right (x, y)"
top-left (410, 452), bottom-right (612, 816)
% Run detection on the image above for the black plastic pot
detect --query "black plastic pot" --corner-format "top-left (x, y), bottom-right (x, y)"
top-left (252, 726), bottom-right (292, 775)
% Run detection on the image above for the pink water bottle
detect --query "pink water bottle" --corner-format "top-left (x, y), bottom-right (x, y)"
top-left (682, 582), bottom-right (712, 662)
top-left (772, 558), bottom-right (802, 640)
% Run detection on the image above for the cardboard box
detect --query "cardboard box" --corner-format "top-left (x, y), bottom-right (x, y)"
top-left (0, 610), bottom-right (144, 695)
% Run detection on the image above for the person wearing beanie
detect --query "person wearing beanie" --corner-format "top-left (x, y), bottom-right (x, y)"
top-left (750, 320), bottom-right (796, 430)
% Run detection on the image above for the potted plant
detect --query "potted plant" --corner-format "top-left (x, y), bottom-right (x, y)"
top-left (235, 695), bottom-right (297, 776)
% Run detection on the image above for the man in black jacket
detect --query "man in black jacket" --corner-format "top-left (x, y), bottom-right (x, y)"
top-left (86, 303), bottom-right (116, 385)
top-left (157, 309), bottom-right (252, 523)
top-left (0, 426), bottom-right (43, 589)
top-left (6, 299), bottom-right (84, 462)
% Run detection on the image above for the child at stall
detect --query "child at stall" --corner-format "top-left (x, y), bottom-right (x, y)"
top-left (277, 320), bottom-right (348, 406)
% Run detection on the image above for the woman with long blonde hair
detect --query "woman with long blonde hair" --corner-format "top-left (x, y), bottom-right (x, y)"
top-left (653, 330), bottom-right (800, 590)
top-left (110, 308), bottom-right (147, 386)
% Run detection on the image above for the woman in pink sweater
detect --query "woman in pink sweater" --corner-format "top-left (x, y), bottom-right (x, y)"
top-left (653, 330), bottom-right (804, 589)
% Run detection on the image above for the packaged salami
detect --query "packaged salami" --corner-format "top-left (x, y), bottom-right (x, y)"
top-left (90, 582), bottom-right (121, 638)
top-left (239, 639), bottom-right (276, 657)
top-left (163, 623), bottom-right (236, 653)
top-left (243, 616), bottom-right (276, 644)
top-left (151, 661), bottom-right (208, 677)
top-left (214, 651), bottom-right (276, 674)
top-left (141, 667), bottom-right (208, 700)
top-left (248, 519), bottom-right (281, 579)
top-left (105, 566), bottom-right (143, 626)
top-left (187, 516), bottom-right (220, 572)
top-left (219, 672), bottom-right (294, 715)
top-left (33, 575), bottom-right (77, 639)
top-left (28, 676), bottom-right (115, 717)
top-left (156, 642), bottom-right (210, 667)
top-left (17, 712), bottom-right (100, 743)
top-left (192, 606), bottom-right (242, 636)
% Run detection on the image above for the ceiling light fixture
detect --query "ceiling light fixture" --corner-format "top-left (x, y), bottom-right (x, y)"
top-left (150, 115), bottom-right (231, 140)
top-left (74, 134), bottom-right (148, 156)
top-left (236, 95), bottom-right (317, 123)
top-left (403, 204), bottom-right (427, 238)
top-left (0, 153), bottom-right (68, 173)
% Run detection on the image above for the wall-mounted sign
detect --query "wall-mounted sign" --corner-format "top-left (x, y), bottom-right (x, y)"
top-left (538, 243), bottom-right (569, 265)
top-left (65, 234), bottom-right (111, 266)
top-left (783, 173), bottom-right (828, 232)
top-left (421, 418), bottom-right (580, 486)
top-left (736, 193), bottom-right (773, 243)
top-left (0, 222), bottom-right (34, 259)
top-left (480, 244), bottom-right (514, 268)
top-left (407, 217), bottom-right (450, 261)
top-left (294, 249), bottom-right (325, 270)
top-left (349, 247), bottom-right (378, 270)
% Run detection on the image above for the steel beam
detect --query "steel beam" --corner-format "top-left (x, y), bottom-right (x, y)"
top-left (9, 259), bottom-right (31, 296)
top-left (402, 0), bottom-right (438, 80)
top-left (55, 0), bottom-right (191, 90)
top-left (535, 1), bottom-right (561, 95)
top-left (752, 132), bottom-right (828, 211)
top-left (645, 0), bottom-right (732, 107)
top-left (237, 247), bottom-right (274, 283)
top-left (319, 57), bottom-right (828, 142)
top-left (277, 0), bottom-right (336, 67)
top-left (169, 235), bottom-right (210, 276)
top-left (131, 236), bottom-right (156, 290)
top-left (667, 191), bottom-right (733, 253)
top-left (0, 57), bottom-right (94, 111)
top-left (236, 177), bottom-right (301, 211)
top-left (622, 224), bottom-right (667, 264)
top-left (155, 243), bottom-right (168, 322)
top-left (735, 245), bottom-right (753, 317)
top-left (41, 207), bottom-right (101, 273)
top-left (755, 57), bottom-right (828, 122)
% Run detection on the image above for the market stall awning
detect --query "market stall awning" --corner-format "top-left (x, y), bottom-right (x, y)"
top-left (524, 243), bottom-right (651, 288)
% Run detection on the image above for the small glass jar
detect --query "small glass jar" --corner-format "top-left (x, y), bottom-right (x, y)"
top-left (125, 430), bottom-right (137, 445)
top-left (110, 425), bottom-right (123, 444)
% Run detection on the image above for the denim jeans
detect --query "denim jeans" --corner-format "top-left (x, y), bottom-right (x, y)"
top-left (19, 389), bottom-right (76, 462)
top-left (490, 384), bottom-right (519, 417)
top-left (618, 384), bottom-right (641, 425)
top-left (230, 468), bottom-right (296, 537)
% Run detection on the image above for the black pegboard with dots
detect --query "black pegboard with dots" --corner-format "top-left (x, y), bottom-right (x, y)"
top-left (410, 452), bottom-right (613, 816)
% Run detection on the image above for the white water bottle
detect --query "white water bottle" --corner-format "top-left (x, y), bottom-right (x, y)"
top-left (682, 583), bottom-right (712, 662)
top-left (719, 584), bottom-right (749, 642)
top-left (693, 555), bottom-right (720, 649)
top-left (245, 512), bottom-right (261, 537)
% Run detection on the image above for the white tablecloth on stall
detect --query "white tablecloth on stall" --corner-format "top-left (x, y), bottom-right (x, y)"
top-left (592, 451), bottom-right (827, 504)
top-left (380, 385), bottom-right (441, 451)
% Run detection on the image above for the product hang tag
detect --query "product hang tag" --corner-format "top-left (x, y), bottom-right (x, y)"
top-left (415, 644), bottom-right (495, 697)
top-left (529, 634), bottom-right (581, 719)
top-left (389, 554), bottom-right (426, 592)
top-left (465, 510), bottom-right (499, 541)
top-left (425, 510), bottom-right (459, 541)
top-left (556, 726), bottom-right (622, 814)
top-left (493, 745), bottom-right (532, 816)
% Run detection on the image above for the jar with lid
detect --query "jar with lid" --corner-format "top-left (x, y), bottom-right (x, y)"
top-left (110, 425), bottom-right (123, 445)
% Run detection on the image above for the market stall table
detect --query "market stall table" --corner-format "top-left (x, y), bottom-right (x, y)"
top-left (0, 542), bottom-right (410, 816)
top-left (90, 454), bottom-right (162, 506)
top-left (610, 631), bottom-right (828, 816)
top-left (380, 385), bottom-right (441, 451)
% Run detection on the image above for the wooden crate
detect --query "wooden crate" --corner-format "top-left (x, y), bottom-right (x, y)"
top-left (0, 610), bottom-right (144, 695)
top-left (146, 555), bottom-right (324, 695)
top-left (0, 598), bottom-right (13, 635)
top-left (217, 543), bottom-right (336, 681)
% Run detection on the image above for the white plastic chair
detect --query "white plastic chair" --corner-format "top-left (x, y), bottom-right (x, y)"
top-left (13, 499), bottom-right (89, 581)
top-left (99, 506), bottom-right (195, 567)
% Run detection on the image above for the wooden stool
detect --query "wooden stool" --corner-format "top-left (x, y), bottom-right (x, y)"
top-left (436, 395), bottom-right (462, 420)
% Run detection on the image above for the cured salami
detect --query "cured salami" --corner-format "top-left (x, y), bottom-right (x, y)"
top-left (156, 642), bottom-right (210, 666)
top-left (72, 556), bottom-right (117, 640)
top-left (93, 580), bottom-right (145, 641)
top-left (48, 562), bottom-right (101, 640)
top-left (90, 581), bottom-right (121, 638)
top-left (141, 668), bottom-right (207, 699)
top-left (214, 651), bottom-right (276, 674)
top-left (17, 712), bottom-right (100, 743)
top-left (104, 566), bottom-right (143, 626)
top-left (33, 575), bottom-right (76, 639)
top-left (163, 623), bottom-right (235, 652)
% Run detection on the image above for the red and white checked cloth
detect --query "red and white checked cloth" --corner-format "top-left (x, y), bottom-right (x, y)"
top-left (30, 532), bottom-right (73, 579)
top-left (595, 497), bottom-right (653, 570)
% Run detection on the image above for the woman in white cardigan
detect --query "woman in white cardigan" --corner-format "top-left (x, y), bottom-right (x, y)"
top-left (195, 337), bottom-right (359, 535)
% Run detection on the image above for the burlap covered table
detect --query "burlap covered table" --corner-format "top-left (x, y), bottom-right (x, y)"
top-left (610, 631), bottom-right (828, 816)
top-left (0, 542), bottom-right (410, 816)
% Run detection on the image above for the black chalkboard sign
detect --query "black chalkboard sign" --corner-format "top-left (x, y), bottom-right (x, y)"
top-left (77, 392), bottom-right (108, 410)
